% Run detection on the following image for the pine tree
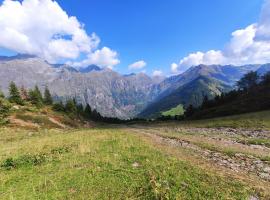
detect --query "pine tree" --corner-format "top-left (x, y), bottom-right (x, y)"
top-left (28, 85), bottom-right (43, 107)
top-left (92, 109), bottom-right (101, 121)
top-left (34, 85), bottom-right (43, 102)
top-left (261, 72), bottom-right (270, 86)
top-left (65, 99), bottom-right (77, 114)
top-left (8, 81), bottom-right (23, 105)
top-left (184, 104), bottom-right (195, 118)
top-left (0, 89), bottom-right (4, 98)
top-left (44, 86), bottom-right (53, 105)
top-left (76, 103), bottom-right (84, 115)
top-left (237, 71), bottom-right (259, 90)
top-left (0, 98), bottom-right (11, 124)
top-left (52, 101), bottom-right (65, 112)
top-left (84, 104), bottom-right (92, 119)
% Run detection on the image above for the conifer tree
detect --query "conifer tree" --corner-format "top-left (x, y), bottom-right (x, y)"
top-left (8, 81), bottom-right (23, 105)
top-left (0, 89), bottom-right (4, 98)
top-left (34, 85), bottom-right (43, 102)
top-left (65, 99), bottom-right (77, 114)
top-left (237, 71), bottom-right (259, 90)
top-left (84, 104), bottom-right (92, 119)
top-left (52, 101), bottom-right (65, 112)
top-left (44, 86), bottom-right (53, 105)
top-left (184, 104), bottom-right (195, 118)
top-left (28, 85), bottom-right (43, 107)
top-left (76, 103), bottom-right (84, 115)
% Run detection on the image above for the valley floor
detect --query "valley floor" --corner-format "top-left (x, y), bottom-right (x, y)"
top-left (1, 112), bottom-right (270, 199)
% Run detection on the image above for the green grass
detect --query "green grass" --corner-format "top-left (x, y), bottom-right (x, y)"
top-left (244, 138), bottom-right (270, 148)
top-left (15, 113), bottom-right (61, 128)
top-left (162, 104), bottom-right (184, 117)
top-left (180, 110), bottom-right (270, 129)
top-left (0, 128), bottom-right (253, 199)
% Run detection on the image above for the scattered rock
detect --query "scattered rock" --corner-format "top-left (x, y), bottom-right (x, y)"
top-left (259, 172), bottom-right (270, 181)
top-left (263, 167), bottom-right (270, 173)
top-left (249, 195), bottom-right (259, 200)
top-left (132, 162), bottom-right (140, 168)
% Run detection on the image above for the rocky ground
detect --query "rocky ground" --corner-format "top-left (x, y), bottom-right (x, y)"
top-left (129, 126), bottom-right (270, 182)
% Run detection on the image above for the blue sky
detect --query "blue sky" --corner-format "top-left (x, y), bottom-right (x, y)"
top-left (57, 0), bottom-right (263, 75)
top-left (0, 0), bottom-right (266, 75)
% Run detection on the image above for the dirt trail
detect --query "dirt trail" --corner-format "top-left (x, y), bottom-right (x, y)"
top-left (48, 117), bottom-right (66, 128)
top-left (129, 127), bottom-right (270, 182)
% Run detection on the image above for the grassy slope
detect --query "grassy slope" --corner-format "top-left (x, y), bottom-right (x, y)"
top-left (182, 110), bottom-right (270, 129)
top-left (0, 128), bottom-right (253, 200)
top-left (162, 104), bottom-right (184, 117)
top-left (150, 110), bottom-right (270, 129)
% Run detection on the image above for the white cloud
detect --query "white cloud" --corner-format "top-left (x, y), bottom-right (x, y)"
top-left (152, 70), bottom-right (163, 77)
top-left (171, 0), bottom-right (270, 74)
top-left (0, 0), bottom-right (120, 68)
top-left (171, 63), bottom-right (178, 74)
top-left (71, 47), bottom-right (120, 69)
top-left (128, 60), bottom-right (147, 70)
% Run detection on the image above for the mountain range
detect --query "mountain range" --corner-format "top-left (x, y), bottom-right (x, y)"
top-left (0, 54), bottom-right (269, 119)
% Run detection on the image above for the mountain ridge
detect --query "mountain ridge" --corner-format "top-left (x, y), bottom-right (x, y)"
top-left (0, 54), bottom-right (270, 119)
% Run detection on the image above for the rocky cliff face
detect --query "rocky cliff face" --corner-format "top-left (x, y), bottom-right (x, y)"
top-left (0, 56), bottom-right (156, 119)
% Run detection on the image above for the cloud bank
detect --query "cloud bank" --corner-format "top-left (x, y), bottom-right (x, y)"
top-left (0, 0), bottom-right (119, 68)
top-left (172, 0), bottom-right (270, 74)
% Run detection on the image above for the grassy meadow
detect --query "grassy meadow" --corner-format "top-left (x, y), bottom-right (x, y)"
top-left (0, 127), bottom-right (257, 200)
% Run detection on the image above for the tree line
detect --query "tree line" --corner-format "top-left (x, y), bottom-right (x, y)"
top-left (0, 82), bottom-right (138, 124)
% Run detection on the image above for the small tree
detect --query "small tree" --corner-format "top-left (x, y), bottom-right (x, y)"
top-left (76, 103), bottom-right (84, 116)
top-left (8, 81), bottom-right (23, 105)
top-left (0, 89), bottom-right (4, 98)
top-left (44, 86), bottom-right (53, 105)
top-left (237, 71), bottom-right (259, 90)
top-left (92, 109), bottom-right (102, 121)
top-left (52, 101), bottom-right (65, 112)
top-left (0, 98), bottom-right (11, 124)
top-left (34, 85), bottom-right (43, 102)
top-left (201, 95), bottom-right (209, 109)
top-left (28, 86), bottom-right (43, 107)
top-left (261, 72), bottom-right (270, 86)
top-left (184, 104), bottom-right (195, 118)
top-left (65, 99), bottom-right (77, 114)
top-left (84, 104), bottom-right (92, 119)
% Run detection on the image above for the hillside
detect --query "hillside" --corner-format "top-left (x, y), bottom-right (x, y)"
top-left (186, 72), bottom-right (270, 120)
top-left (140, 64), bottom-right (270, 118)
top-left (139, 76), bottom-right (231, 118)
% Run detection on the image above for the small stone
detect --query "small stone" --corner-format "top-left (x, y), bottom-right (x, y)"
top-left (249, 195), bottom-right (259, 200)
top-left (13, 105), bottom-right (19, 110)
top-left (263, 167), bottom-right (270, 173)
top-left (132, 162), bottom-right (140, 168)
top-left (259, 172), bottom-right (270, 180)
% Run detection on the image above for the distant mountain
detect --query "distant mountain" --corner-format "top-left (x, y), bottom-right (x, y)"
top-left (1, 54), bottom-right (270, 119)
top-left (0, 56), bottom-right (156, 119)
top-left (257, 64), bottom-right (270, 75)
top-left (139, 63), bottom-right (270, 118)
top-left (79, 65), bottom-right (102, 73)
top-left (139, 76), bottom-right (232, 118)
